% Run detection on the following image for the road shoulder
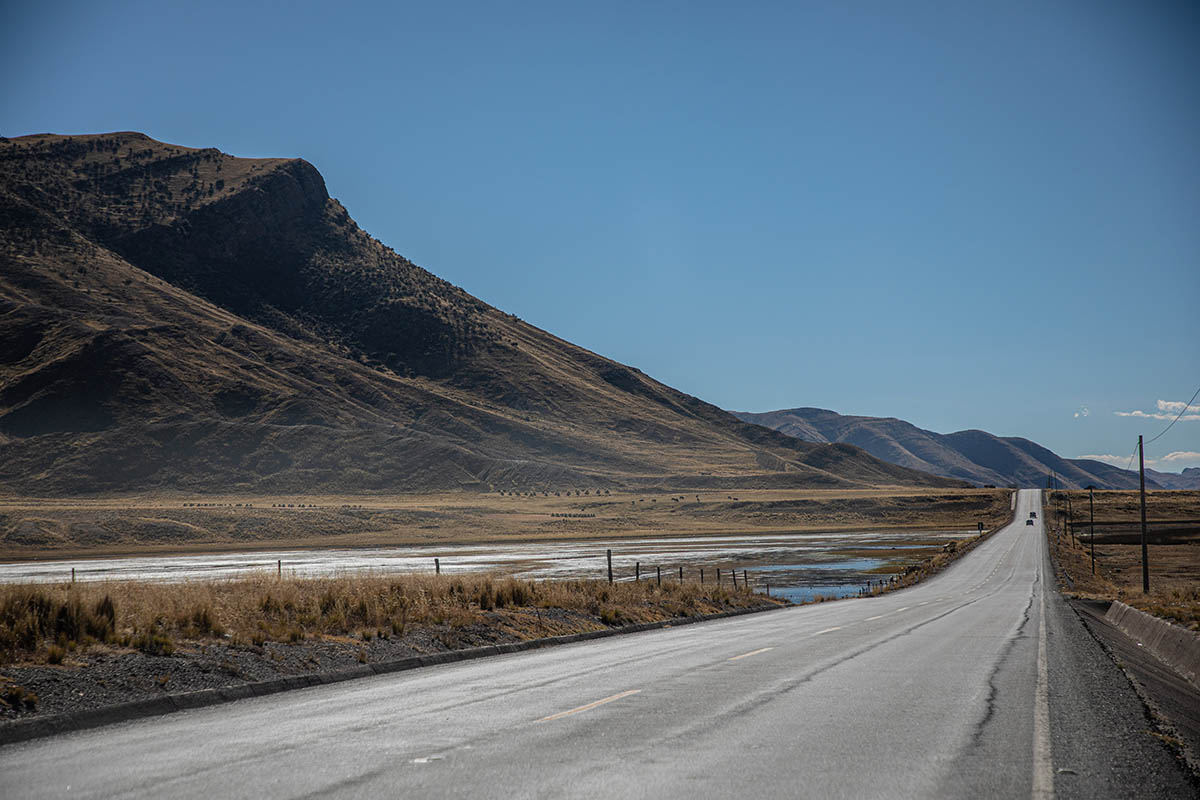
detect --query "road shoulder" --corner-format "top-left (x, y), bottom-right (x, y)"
top-left (1047, 584), bottom-right (1198, 798)
top-left (1071, 598), bottom-right (1200, 783)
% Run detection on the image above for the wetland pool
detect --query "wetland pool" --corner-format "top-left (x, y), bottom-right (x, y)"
top-left (0, 530), bottom-right (973, 601)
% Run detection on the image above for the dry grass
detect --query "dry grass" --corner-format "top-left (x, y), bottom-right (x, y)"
top-left (0, 573), bottom-right (773, 666)
top-left (1049, 489), bottom-right (1200, 524)
top-left (0, 488), bottom-right (1012, 559)
top-left (1046, 490), bottom-right (1200, 630)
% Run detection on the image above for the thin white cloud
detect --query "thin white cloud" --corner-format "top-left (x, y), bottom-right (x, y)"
top-left (1159, 450), bottom-right (1200, 463)
top-left (1157, 399), bottom-right (1200, 414)
top-left (1114, 398), bottom-right (1200, 422)
top-left (1077, 451), bottom-right (1200, 471)
top-left (1077, 454), bottom-right (1130, 467)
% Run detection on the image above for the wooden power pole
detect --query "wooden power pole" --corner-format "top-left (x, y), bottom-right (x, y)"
top-left (1139, 435), bottom-right (1149, 594)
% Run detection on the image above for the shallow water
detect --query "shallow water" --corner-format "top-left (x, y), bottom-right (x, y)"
top-left (0, 530), bottom-right (969, 601)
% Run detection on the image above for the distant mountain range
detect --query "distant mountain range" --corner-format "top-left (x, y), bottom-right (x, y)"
top-left (733, 408), bottom-right (1200, 491)
top-left (0, 132), bottom-right (960, 495)
top-left (1146, 466), bottom-right (1200, 491)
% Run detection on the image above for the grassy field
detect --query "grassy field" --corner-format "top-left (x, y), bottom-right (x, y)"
top-left (0, 572), bottom-right (774, 669)
top-left (0, 488), bottom-right (1012, 560)
top-left (1046, 489), bottom-right (1200, 630)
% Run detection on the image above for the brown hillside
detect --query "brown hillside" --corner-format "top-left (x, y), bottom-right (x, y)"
top-left (0, 132), bottom-right (962, 495)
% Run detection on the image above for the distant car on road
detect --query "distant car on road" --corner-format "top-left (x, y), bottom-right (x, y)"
top-left (1026, 519), bottom-right (1035, 526)
top-left (1029, 512), bottom-right (1037, 518)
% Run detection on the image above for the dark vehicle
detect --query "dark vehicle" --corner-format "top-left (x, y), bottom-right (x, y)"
top-left (1029, 512), bottom-right (1037, 518)
top-left (1026, 519), bottom-right (1035, 526)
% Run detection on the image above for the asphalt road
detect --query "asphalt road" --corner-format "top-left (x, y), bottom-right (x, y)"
top-left (1, 490), bottom-right (1193, 799)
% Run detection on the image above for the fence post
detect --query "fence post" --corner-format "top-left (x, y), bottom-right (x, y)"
top-left (71, 567), bottom-right (75, 584)
top-left (277, 560), bottom-right (281, 579)
top-left (435, 557), bottom-right (440, 575)
top-left (732, 570), bottom-right (737, 588)
top-left (700, 568), bottom-right (705, 584)
top-left (607, 549), bottom-right (613, 584)
top-left (744, 570), bottom-right (748, 590)
top-left (636, 562), bottom-right (640, 582)
top-left (678, 566), bottom-right (683, 581)
top-left (656, 566), bottom-right (661, 586)
top-left (716, 568), bottom-right (720, 584)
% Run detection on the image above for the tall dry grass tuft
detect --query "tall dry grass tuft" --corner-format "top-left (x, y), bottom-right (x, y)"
top-left (0, 587), bottom-right (118, 659)
top-left (0, 572), bottom-right (770, 665)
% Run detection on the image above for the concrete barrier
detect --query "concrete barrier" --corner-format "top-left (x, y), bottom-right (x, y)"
top-left (1105, 601), bottom-right (1200, 687)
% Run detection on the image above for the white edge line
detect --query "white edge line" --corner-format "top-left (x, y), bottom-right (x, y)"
top-left (1032, 557), bottom-right (1054, 797)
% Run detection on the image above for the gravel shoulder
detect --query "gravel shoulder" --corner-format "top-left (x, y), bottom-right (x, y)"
top-left (1070, 598), bottom-right (1200, 782)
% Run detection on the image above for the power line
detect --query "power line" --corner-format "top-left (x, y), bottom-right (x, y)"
top-left (1121, 382), bottom-right (1200, 473)
top-left (1124, 442), bottom-right (1140, 473)
top-left (1144, 382), bottom-right (1200, 446)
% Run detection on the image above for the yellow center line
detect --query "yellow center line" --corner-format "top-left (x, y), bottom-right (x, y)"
top-left (865, 615), bottom-right (884, 621)
top-left (812, 626), bottom-right (842, 636)
top-left (537, 689), bottom-right (641, 723)
top-left (728, 647), bottom-right (774, 661)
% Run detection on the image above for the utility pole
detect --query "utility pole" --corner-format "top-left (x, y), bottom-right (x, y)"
top-left (1066, 493), bottom-right (1074, 547)
top-left (1053, 476), bottom-right (1061, 539)
top-left (1139, 435), bottom-right (1149, 594)
top-left (1087, 485), bottom-right (1095, 575)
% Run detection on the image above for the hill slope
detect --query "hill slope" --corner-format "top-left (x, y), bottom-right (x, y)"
top-left (734, 407), bottom-right (1163, 490)
top-left (0, 132), bottom-right (960, 495)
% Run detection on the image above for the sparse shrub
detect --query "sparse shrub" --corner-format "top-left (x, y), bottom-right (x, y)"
top-left (2, 684), bottom-right (38, 710)
top-left (134, 631), bottom-right (174, 656)
top-left (0, 570), bottom-right (782, 666)
top-left (477, 581), bottom-right (495, 611)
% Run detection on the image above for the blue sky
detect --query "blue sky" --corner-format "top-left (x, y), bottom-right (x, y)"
top-left (4, 1), bottom-right (1198, 471)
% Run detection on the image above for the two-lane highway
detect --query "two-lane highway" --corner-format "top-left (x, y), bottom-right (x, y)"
top-left (1, 490), bottom-right (1192, 798)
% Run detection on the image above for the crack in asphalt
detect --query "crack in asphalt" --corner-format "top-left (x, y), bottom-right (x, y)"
top-left (968, 588), bottom-right (1035, 748)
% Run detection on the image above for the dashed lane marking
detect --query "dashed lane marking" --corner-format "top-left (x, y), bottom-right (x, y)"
top-left (812, 626), bottom-right (842, 636)
top-left (537, 690), bottom-right (641, 723)
top-left (728, 647), bottom-right (774, 661)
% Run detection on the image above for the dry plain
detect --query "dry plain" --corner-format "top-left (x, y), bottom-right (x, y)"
top-left (1046, 489), bottom-right (1200, 629)
top-left (0, 488), bottom-right (1012, 561)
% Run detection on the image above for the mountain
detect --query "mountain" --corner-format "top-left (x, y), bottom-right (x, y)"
top-left (1145, 467), bottom-right (1200, 491)
top-left (733, 407), bottom-right (1166, 491)
top-left (0, 132), bottom-right (961, 495)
